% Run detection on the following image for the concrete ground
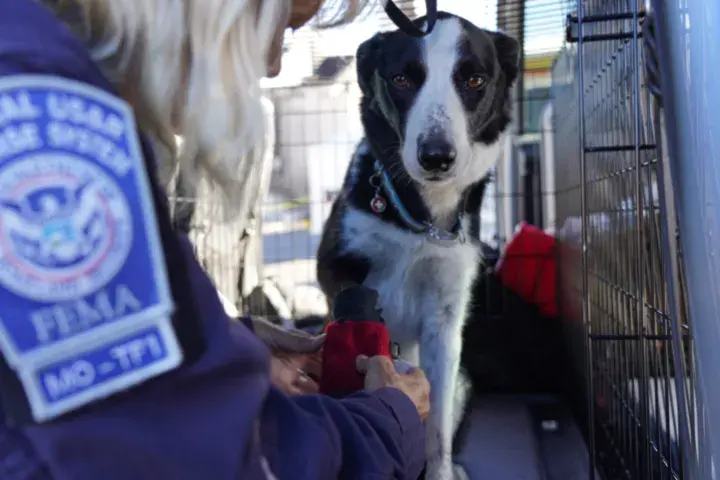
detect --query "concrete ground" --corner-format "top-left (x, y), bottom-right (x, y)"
top-left (455, 396), bottom-right (597, 479)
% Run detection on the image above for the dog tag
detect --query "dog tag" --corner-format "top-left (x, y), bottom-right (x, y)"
top-left (0, 75), bottom-right (180, 422)
top-left (370, 194), bottom-right (387, 213)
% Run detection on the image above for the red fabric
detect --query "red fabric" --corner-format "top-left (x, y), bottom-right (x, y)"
top-left (319, 321), bottom-right (392, 395)
top-left (495, 222), bottom-right (558, 318)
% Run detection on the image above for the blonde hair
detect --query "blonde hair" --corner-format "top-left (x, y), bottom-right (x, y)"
top-left (44, 0), bottom-right (371, 220)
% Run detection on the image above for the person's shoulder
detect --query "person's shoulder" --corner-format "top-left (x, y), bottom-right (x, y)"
top-left (0, 0), bottom-right (180, 424)
top-left (0, 0), bottom-right (102, 83)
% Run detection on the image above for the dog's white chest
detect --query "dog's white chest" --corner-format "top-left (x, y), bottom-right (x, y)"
top-left (341, 208), bottom-right (480, 346)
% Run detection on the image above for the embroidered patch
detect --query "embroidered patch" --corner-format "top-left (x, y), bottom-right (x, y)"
top-left (0, 75), bottom-right (180, 422)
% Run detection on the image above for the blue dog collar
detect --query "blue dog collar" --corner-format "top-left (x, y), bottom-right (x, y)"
top-left (369, 160), bottom-right (465, 245)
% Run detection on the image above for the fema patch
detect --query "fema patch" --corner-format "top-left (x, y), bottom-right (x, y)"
top-left (0, 75), bottom-right (180, 422)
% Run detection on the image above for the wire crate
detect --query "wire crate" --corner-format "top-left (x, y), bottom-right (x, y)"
top-left (550, 1), bottom-right (698, 478)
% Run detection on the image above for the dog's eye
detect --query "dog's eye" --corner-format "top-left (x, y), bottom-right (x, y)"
top-left (466, 75), bottom-right (486, 89)
top-left (392, 74), bottom-right (410, 88)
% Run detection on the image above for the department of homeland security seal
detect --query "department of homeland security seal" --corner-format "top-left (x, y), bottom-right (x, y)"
top-left (0, 153), bottom-right (132, 303)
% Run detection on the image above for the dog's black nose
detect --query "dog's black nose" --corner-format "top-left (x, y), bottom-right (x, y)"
top-left (418, 140), bottom-right (456, 173)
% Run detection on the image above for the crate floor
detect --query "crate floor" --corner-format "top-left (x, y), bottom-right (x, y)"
top-left (455, 395), bottom-right (598, 480)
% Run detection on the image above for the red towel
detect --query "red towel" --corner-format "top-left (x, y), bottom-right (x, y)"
top-left (495, 222), bottom-right (558, 318)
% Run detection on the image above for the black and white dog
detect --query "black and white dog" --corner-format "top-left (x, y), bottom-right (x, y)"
top-left (317, 12), bottom-right (519, 478)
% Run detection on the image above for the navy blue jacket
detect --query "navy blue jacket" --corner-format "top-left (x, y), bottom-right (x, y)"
top-left (0, 1), bottom-right (426, 479)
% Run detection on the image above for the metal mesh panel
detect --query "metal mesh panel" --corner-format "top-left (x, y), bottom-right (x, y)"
top-left (170, 195), bottom-right (246, 307)
top-left (550, 1), bottom-right (697, 478)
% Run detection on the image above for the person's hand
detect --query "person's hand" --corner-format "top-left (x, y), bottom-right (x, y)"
top-left (250, 316), bottom-right (326, 353)
top-left (247, 317), bottom-right (325, 395)
top-left (270, 350), bottom-right (322, 395)
top-left (356, 355), bottom-right (431, 420)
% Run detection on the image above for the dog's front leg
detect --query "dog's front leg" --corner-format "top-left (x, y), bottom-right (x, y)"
top-left (419, 301), bottom-right (465, 480)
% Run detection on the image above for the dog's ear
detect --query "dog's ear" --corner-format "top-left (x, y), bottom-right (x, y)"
top-left (356, 32), bottom-right (388, 95)
top-left (489, 31), bottom-right (520, 86)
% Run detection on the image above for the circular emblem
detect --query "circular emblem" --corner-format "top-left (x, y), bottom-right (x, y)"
top-left (370, 195), bottom-right (387, 214)
top-left (0, 154), bottom-right (133, 303)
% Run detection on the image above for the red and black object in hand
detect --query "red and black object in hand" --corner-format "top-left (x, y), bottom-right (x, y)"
top-left (319, 286), bottom-right (392, 396)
